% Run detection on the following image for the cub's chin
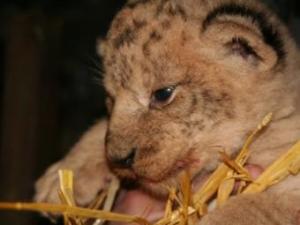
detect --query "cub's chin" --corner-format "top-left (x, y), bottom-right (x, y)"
top-left (138, 166), bottom-right (212, 198)
top-left (139, 177), bottom-right (178, 198)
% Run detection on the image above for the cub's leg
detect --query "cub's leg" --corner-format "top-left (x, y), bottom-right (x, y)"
top-left (34, 119), bottom-right (115, 206)
top-left (199, 192), bottom-right (300, 225)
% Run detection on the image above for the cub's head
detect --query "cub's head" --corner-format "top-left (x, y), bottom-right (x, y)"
top-left (99, 0), bottom-right (300, 195)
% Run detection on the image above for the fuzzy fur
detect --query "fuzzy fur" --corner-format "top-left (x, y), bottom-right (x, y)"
top-left (35, 0), bottom-right (300, 224)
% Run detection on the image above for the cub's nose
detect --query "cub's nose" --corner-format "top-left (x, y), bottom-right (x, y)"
top-left (110, 148), bottom-right (136, 168)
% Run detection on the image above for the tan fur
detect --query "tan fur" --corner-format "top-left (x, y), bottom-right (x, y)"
top-left (34, 120), bottom-right (115, 205)
top-left (35, 0), bottom-right (300, 224)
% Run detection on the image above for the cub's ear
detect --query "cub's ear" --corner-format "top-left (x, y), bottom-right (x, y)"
top-left (201, 4), bottom-right (285, 72)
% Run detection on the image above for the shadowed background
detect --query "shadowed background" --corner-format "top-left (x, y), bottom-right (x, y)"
top-left (0, 0), bottom-right (299, 224)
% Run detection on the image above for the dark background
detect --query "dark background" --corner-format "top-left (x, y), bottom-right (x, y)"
top-left (0, 0), bottom-right (299, 224)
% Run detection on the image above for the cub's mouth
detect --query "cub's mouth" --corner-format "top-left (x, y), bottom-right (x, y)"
top-left (111, 164), bottom-right (263, 224)
top-left (110, 150), bottom-right (204, 197)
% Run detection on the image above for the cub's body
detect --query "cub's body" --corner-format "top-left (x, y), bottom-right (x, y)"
top-left (35, 0), bottom-right (300, 224)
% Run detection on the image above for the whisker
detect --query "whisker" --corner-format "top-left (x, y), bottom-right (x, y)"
top-left (79, 53), bottom-right (106, 88)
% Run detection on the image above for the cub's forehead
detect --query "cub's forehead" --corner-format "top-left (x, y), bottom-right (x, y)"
top-left (101, 1), bottom-right (198, 94)
top-left (107, 0), bottom-right (192, 45)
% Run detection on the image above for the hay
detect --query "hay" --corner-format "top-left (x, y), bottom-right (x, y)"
top-left (0, 113), bottom-right (300, 225)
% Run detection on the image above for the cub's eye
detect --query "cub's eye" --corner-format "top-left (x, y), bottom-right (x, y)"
top-left (154, 87), bottom-right (174, 102)
top-left (151, 86), bottom-right (176, 108)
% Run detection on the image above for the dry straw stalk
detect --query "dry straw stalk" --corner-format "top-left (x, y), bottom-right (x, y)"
top-left (0, 113), bottom-right (300, 225)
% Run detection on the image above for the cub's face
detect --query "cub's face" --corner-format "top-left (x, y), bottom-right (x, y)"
top-left (99, 0), bottom-right (297, 195)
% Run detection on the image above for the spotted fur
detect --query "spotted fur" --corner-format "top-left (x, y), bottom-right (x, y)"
top-left (35, 0), bottom-right (300, 224)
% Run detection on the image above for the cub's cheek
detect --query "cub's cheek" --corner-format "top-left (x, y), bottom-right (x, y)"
top-left (133, 156), bottom-right (178, 182)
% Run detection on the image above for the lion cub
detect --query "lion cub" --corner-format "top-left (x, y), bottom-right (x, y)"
top-left (35, 0), bottom-right (300, 224)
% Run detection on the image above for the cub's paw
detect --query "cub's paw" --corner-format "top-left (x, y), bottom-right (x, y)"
top-left (199, 194), bottom-right (296, 225)
top-left (34, 159), bottom-right (115, 206)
